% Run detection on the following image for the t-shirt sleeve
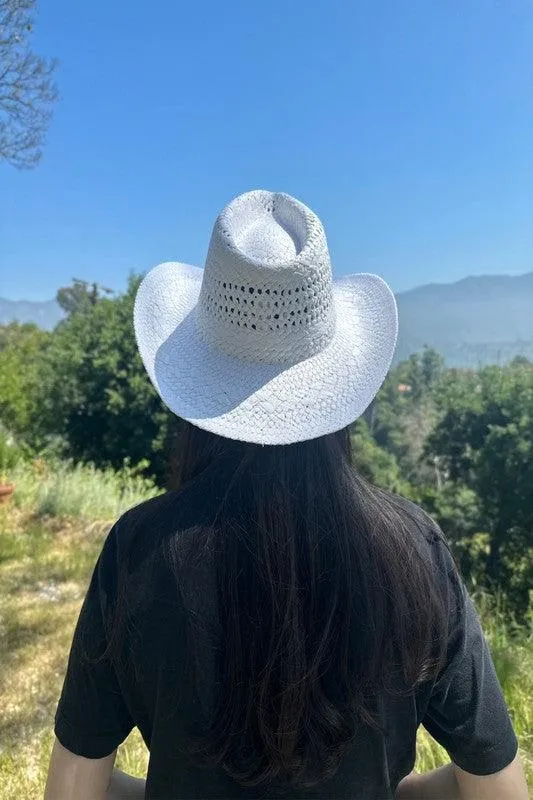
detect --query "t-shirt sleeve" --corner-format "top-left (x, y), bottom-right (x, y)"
top-left (54, 523), bottom-right (135, 758)
top-left (421, 539), bottom-right (518, 775)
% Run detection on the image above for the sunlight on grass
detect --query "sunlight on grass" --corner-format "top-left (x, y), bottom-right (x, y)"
top-left (115, 727), bottom-right (149, 777)
top-left (0, 506), bottom-right (124, 800)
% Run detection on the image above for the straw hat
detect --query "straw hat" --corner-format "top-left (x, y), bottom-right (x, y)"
top-left (134, 190), bottom-right (398, 445)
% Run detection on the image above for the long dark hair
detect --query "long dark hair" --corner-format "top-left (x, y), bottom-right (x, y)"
top-left (145, 420), bottom-right (449, 789)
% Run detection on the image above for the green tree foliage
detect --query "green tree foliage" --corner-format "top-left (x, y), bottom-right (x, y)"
top-left (364, 350), bottom-right (533, 615)
top-left (0, 322), bottom-right (50, 440)
top-left (56, 279), bottom-right (114, 316)
top-left (427, 361), bottom-right (533, 612)
top-left (367, 347), bottom-right (443, 484)
top-left (351, 418), bottom-right (411, 496)
top-left (38, 276), bottom-right (173, 481)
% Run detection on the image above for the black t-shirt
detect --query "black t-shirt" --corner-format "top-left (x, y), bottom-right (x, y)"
top-left (54, 465), bottom-right (518, 799)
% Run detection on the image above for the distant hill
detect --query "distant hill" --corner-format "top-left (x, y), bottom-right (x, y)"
top-left (395, 271), bottom-right (533, 366)
top-left (1, 272), bottom-right (532, 366)
top-left (0, 297), bottom-right (64, 330)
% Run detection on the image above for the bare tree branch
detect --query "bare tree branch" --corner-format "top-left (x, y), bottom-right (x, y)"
top-left (0, 0), bottom-right (58, 168)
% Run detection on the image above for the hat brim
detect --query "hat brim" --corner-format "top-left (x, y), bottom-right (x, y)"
top-left (134, 262), bottom-right (398, 444)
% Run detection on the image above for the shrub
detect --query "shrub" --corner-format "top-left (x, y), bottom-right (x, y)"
top-left (0, 428), bottom-right (24, 479)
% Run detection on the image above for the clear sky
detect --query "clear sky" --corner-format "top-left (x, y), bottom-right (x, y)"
top-left (1, 0), bottom-right (532, 300)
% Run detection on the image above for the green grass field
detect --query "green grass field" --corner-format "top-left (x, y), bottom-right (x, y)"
top-left (0, 461), bottom-right (531, 798)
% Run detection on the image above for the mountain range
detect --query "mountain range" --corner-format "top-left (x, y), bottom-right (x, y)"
top-left (1, 272), bottom-right (532, 367)
top-left (0, 298), bottom-right (64, 330)
top-left (394, 271), bottom-right (533, 366)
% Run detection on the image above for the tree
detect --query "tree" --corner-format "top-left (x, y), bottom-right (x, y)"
top-left (0, 0), bottom-right (58, 168)
top-left (0, 321), bottom-right (50, 440)
top-left (474, 371), bottom-right (533, 602)
top-left (351, 418), bottom-right (412, 496)
top-left (420, 346), bottom-right (445, 391)
top-left (366, 348), bottom-right (442, 486)
top-left (425, 362), bottom-right (533, 613)
top-left (56, 279), bottom-right (114, 317)
top-left (40, 275), bottom-right (173, 481)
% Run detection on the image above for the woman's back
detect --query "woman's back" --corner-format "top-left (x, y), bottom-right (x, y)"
top-left (53, 434), bottom-right (518, 798)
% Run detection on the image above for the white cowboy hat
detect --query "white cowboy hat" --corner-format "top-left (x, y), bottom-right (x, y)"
top-left (134, 189), bottom-right (398, 445)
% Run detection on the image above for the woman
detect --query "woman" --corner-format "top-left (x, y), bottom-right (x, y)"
top-left (45, 191), bottom-right (527, 799)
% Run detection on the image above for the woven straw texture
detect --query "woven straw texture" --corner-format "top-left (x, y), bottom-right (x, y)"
top-left (134, 190), bottom-right (398, 445)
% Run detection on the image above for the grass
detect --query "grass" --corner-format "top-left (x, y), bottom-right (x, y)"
top-left (0, 504), bottom-right (151, 800)
top-left (0, 461), bottom-right (532, 798)
top-left (0, 458), bottom-right (156, 800)
top-left (6, 457), bottom-right (158, 521)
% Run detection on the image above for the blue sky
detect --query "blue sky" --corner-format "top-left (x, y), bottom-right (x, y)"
top-left (1, 0), bottom-right (532, 300)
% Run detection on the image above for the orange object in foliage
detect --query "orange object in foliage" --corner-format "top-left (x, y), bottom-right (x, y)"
top-left (0, 484), bottom-right (14, 504)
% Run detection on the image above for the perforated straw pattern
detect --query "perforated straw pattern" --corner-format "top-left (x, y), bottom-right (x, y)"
top-left (196, 191), bottom-right (336, 364)
top-left (133, 189), bottom-right (399, 445)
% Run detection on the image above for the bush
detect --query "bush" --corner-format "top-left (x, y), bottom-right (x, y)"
top-left (0, 428), bottom-right (24, 478)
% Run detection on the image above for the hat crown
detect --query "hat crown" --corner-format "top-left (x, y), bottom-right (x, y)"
top-left (196, 190), bottom-right (336, 364)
